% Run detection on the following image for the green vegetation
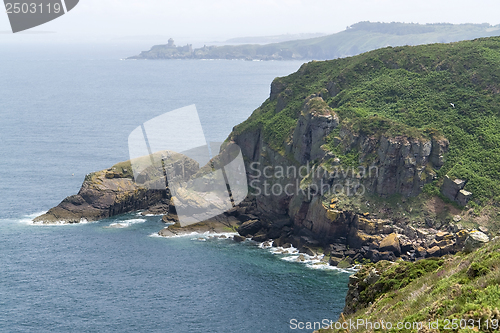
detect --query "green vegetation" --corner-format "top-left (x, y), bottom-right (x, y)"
top-left (129, 22), bottom-right (500, 60)
top-left (233, 36), bottom-right (500, 206)
top-left (318, 238), bottom-right (500, 332)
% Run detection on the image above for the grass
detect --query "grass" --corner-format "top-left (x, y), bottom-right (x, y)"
top-left (318, 238), bottom-right (500, 333)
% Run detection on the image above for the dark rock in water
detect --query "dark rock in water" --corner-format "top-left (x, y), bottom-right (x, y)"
top-left (299, 245), bottom-right (317, 257)
top-left (158, 227), bottom-right (176, 237)
top-left (233, 235), bottom-right (246, 242)
top-left (162, 212), bottom-right (179, 223)
top-left (329, 256), bottom-right (343, 266)
top-left (282, 243), bottom-right (292, 249)
top-left (251, 232), bottom-right (268, 242)
top-left (288, 236), bottom-right (302, 249)
top-left (379, 233), bottom-right (401, 256)
top-left (272, 236), bottom-right (286, 248)
top-left (238, 219), bottom-right (262, 237)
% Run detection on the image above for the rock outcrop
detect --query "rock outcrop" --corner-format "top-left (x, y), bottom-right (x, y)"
top-left (33, 151), bottom-right (198, 224)
top-left (441, 175), bottom-right (472, 206)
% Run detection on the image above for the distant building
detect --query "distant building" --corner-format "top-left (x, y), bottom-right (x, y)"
top-left (167, 38), bottom-right (175, 48)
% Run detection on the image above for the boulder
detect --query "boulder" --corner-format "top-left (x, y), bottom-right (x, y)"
top-left (366, 249), bottom-right (381, 262)
top-left (456, 189), bottom-right (472, 206)
top-left (272, 236), bottom-right (286, 247)
top-left (426, 246), bottom-right (441, 257)
top-left (237, 219), bottom-right (262, 237)
top-left (379, 251), bottom-right (396, 262)
top-left (441, 175), bottom-right (465, 201)
top-left (379, 233), bottom-right (401, 256)
top-left (435, 231), bottom-right (451, 241)
top-left (440, 241), bottom-right (456, 255)
top-left (299, 245), bottom-right (317, 257)
top-left (251, 233), bottom-right (268, 242)
top-left (456, 229), bottom-right (469, 248)
top-left (329, 256), bottom-right (343, 266)
top-left (416, 246), bottom-right (427, 258)
top-left (463, 230), bottom-right (489, 253)
top-left (233, 235), bottom-right (246, 242)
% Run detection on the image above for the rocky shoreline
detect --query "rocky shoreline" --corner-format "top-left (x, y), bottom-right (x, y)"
top-left (153, 196), bottom-right (491, 269)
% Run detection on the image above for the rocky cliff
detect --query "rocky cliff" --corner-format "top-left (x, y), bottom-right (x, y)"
top-left (222, 36), bottom-right (500, 265)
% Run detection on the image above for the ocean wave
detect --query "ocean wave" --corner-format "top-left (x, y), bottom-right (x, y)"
top-left (105, 218), bottom-right (146, 229)
top-left (19, 211), bottom-right (92, 226)
top-left (18, 211), bottom-right (48, 224)
top-left (152, 230), bottom-right (238, 240)
top-left (255, 241), bottom-right (357, 273)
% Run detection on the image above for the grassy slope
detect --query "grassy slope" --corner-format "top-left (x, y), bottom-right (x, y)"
top-left (317, 238), bottom-right (500, 333)
top-left (268, 22), bottom-right (500, 59)
top-left (233, 36), bottom-right (500, 208)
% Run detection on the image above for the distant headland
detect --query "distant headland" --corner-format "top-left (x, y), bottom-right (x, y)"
top-left (127, 21), bottom-right (500, 61)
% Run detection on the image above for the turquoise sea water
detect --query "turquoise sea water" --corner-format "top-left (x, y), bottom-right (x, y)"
top-left (0, 43), bottom-right (350, 332)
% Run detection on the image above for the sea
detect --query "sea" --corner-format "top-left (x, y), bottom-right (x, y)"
top-left (0, 42), bottom-right (350, 333)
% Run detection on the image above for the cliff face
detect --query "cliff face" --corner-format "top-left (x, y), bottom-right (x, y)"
top-left (230, 89), bottom-right (448, 247)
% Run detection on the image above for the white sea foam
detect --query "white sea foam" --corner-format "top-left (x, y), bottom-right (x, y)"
top-left (106, 218), bottom-right (146, 229)
top-left (154, 229), bottom-right (238, 239)
top-left (262, 243), bottom-right (357, 272)
top-left (18, 211), bottom-right (47, 225)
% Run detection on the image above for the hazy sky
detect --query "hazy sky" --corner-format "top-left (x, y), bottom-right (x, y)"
top-left (1, 0), bottom-right (500, 43)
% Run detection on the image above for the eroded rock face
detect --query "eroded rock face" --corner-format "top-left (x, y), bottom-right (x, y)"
top-left (33, 151), bottom-right (199, 224)
top-left (290, 96), bottom-right (339, 164)
top-left (333, 125), bottom-right (449, 197)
